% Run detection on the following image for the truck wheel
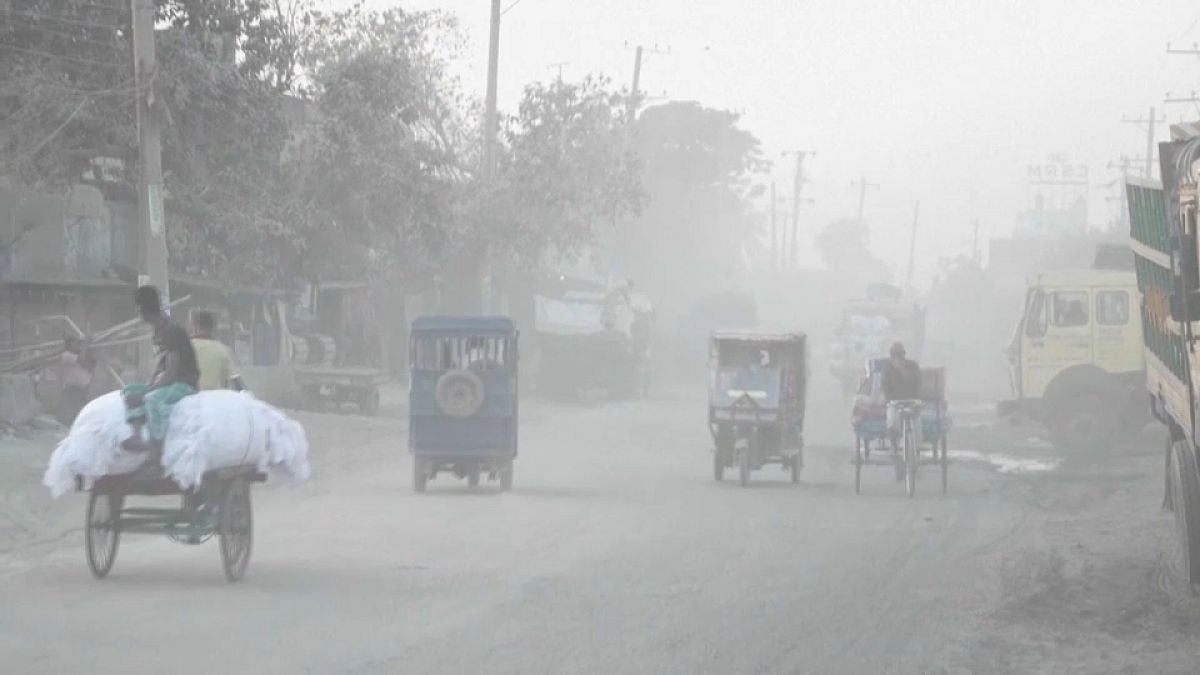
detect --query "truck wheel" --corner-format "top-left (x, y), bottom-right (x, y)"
top-left (1051, 394), bottom-right (1113, 455)
top-left (1169, 439), bottom-right (1200, 589)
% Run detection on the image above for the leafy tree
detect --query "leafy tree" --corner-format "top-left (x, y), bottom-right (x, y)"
top-left (609, 101), bottom-right (769, 304)
top-left (287, 6), bottom-right (466, 287)
top-left (478, 75), bottom-right (644, 270)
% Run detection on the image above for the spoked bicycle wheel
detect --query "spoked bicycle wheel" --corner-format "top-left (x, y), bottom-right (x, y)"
top-left (86, 492), bottom-right (123, 579)
top-left (219, 479), bottom-right (253, 582)
top-left (904, 420), bottom-right (917, 499)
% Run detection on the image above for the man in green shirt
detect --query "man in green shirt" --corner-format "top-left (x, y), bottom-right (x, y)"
top-left (190, 310), bottom-right (244, 392)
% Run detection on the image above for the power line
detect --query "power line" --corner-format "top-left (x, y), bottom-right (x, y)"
top-left (0, 8), bottom-right (125, 32)
top-left (2, 22), bottom-right (128, 49)
top-left (0, 42), bottom-right (126, 69)
top-left (500, 0), bottom-right (524, 17)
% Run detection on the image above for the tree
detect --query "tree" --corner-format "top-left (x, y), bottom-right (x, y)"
top-left (476, 75), bottom-right (644, 270)
top-left (286, 5), bottom-right (466, 286)
top-left (609, 101), bottom-right (769, 305)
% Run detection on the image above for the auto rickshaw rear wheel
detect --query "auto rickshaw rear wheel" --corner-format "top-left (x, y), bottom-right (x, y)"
top-left (499, 460), bottom-right (514, 492)
top-left (413, 459), bottom-right (428, 493)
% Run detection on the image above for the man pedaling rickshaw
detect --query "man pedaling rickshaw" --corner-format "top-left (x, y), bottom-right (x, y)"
top-left (881, 341), bottom-right (922, 480)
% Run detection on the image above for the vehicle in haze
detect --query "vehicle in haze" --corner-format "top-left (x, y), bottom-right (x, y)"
top-left (997, 258), bottom-right (1146, 453)
top-left (851, 359), bottom-right (951, 497)
top-left (80, 465), bottom-right (261, 582)
top-left (1128, 126), bottom-right (1200, 587)
top-left (829, 284), bottom-right (926, 396)
top-left (708, 331), bottom-right (807, 487)
top-left (532, 275), bottom-right (652, 399)
top-left (408, 316), bottom-right (519, 492)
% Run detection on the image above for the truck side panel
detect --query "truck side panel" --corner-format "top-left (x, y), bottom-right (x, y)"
top-left (1129, 180), bottom-right (1192, 438)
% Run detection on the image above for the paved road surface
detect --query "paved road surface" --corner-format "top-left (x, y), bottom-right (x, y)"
top-left (2, 394), bottom-right (1199, 673)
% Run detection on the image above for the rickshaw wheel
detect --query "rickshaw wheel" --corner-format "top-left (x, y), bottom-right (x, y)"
top-left (86, 492), bottom-right (123, 579)
top-left (413, 459), bottom-right (428, 493)
top-left (712, 451), bottom-right (725, 481)
top-left (789, 452), bottom-right (802, 484)
top-left (499, 460), bottom-right (514, 492)
top-left (739, 429), bottom-right (755, 488)
top-left (219, 479), bottom-right (253, 582)
top-left (904, 424), bottom-right (917, 499)
top-left (359, 388), bottom-right (380, 417)
top-left (940, 437), bottom-right (949, 494)
top-left (853, 437), bottom-right (863, 495)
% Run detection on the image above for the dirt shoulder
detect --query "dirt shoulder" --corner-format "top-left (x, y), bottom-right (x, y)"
top-left (963, 438), bottom-right (1200, 674)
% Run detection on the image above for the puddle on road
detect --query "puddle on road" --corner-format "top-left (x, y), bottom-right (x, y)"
top-left (949, 449), bottom-right (1061, 474)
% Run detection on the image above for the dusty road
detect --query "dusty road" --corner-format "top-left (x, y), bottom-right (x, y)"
top-left (2, 392), bottom-right (1199, 674)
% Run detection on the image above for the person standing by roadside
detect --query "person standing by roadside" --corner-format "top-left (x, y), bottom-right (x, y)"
top-left (57, 336), bottom-right (93, 426)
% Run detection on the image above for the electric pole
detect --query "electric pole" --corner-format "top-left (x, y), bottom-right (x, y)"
top-left (781, 151), bottom-right (815, 269)
top-left (1121, 107), bottom-right (1164, 177)
top-left (1107, 155), bottom-right (1137, 229)
top-left (851, 176), bottom-right (880, 226)
top-left (906, 200), bottom-right (920, 289)
top-left (770, 181), bottom-right (777, 268)
top-left (131, 0), bottom-right (170, 370)
top-left (626, 43), bottom-right (669, 123)
top-left (483, 0), bottom-right (501, 183)
top-left (475, 0), bottom-right (502, 313)
top-left (548, 62), bottom-right (567, 82)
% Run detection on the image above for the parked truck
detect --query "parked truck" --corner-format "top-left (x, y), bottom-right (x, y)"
top-left (997, 258), bottom-right (1146, 453)
top-left (532, 275), bottom-right (652, 399)
top-left (1129, 123), bottom-right (1200, 586)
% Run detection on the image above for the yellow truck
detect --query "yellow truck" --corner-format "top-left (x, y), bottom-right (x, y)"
top-left (998, 261), bottom-right (1146, 452)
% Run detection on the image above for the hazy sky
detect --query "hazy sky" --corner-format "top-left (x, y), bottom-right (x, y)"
top-left (340, 0), bottom-right (1200, 286)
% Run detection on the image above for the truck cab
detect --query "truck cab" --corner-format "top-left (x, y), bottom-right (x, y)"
top-left (1000, 268), bottom-right (1145, 451)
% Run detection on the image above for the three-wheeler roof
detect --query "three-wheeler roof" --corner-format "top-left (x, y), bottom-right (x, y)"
top-left (411, 316), bottom-right (517, 335)
top-left (711, 330), bottom-right (806, 344)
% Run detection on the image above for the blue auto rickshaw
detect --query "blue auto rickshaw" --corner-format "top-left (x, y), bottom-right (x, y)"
top-left (409, 316), bottom-right (519, 492)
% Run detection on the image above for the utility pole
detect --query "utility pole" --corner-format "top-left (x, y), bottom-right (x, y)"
top-left (626, 43), bottom-right (669, 124)
top-left (483, 0), bottom-right (501, 183)
top-left (1107, 155), bottom-right (1136, 229)
top-left (1121, 107), bottom-right (1164, 178)
top-left (131, 0), bottom-right (170, 371)
top-left (906, 200), bottom-right (920, 289)
top-left (851, 176), bottom-right (880, 226)
top-left (476, 0), bottom-right (501, 313)
top-left (769, 181), bottom-right (777, 268)
top-left (629, 45), bottom-right (643, 124)
top-left (781, 151), bottom-right (815, 269)
top-left (548, 62), bottom-right (567, 82)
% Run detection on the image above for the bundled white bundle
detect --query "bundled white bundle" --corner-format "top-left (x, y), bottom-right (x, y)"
top-left (43, 391), bottom-right (148, 497)
top-left (43, 390), bottom-right (310, 498)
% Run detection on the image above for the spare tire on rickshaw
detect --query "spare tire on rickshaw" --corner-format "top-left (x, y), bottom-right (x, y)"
top-left (435, 368), bottom-right (486, 418)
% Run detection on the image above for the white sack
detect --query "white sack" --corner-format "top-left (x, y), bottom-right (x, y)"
top-left (43, 390), bottom-right (310, 498)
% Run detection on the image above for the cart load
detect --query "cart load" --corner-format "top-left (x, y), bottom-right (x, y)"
top-left (44, 389), bottom-right (310, 498)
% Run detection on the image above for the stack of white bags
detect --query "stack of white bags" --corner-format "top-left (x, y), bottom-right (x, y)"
top-left (43, 390), bottom-right (311, 498)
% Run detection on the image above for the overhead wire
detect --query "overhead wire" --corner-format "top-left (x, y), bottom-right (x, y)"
top-left (0, 8), bottom-right (125, 32)
top-left (0, 42), bottom-right (126, 69)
